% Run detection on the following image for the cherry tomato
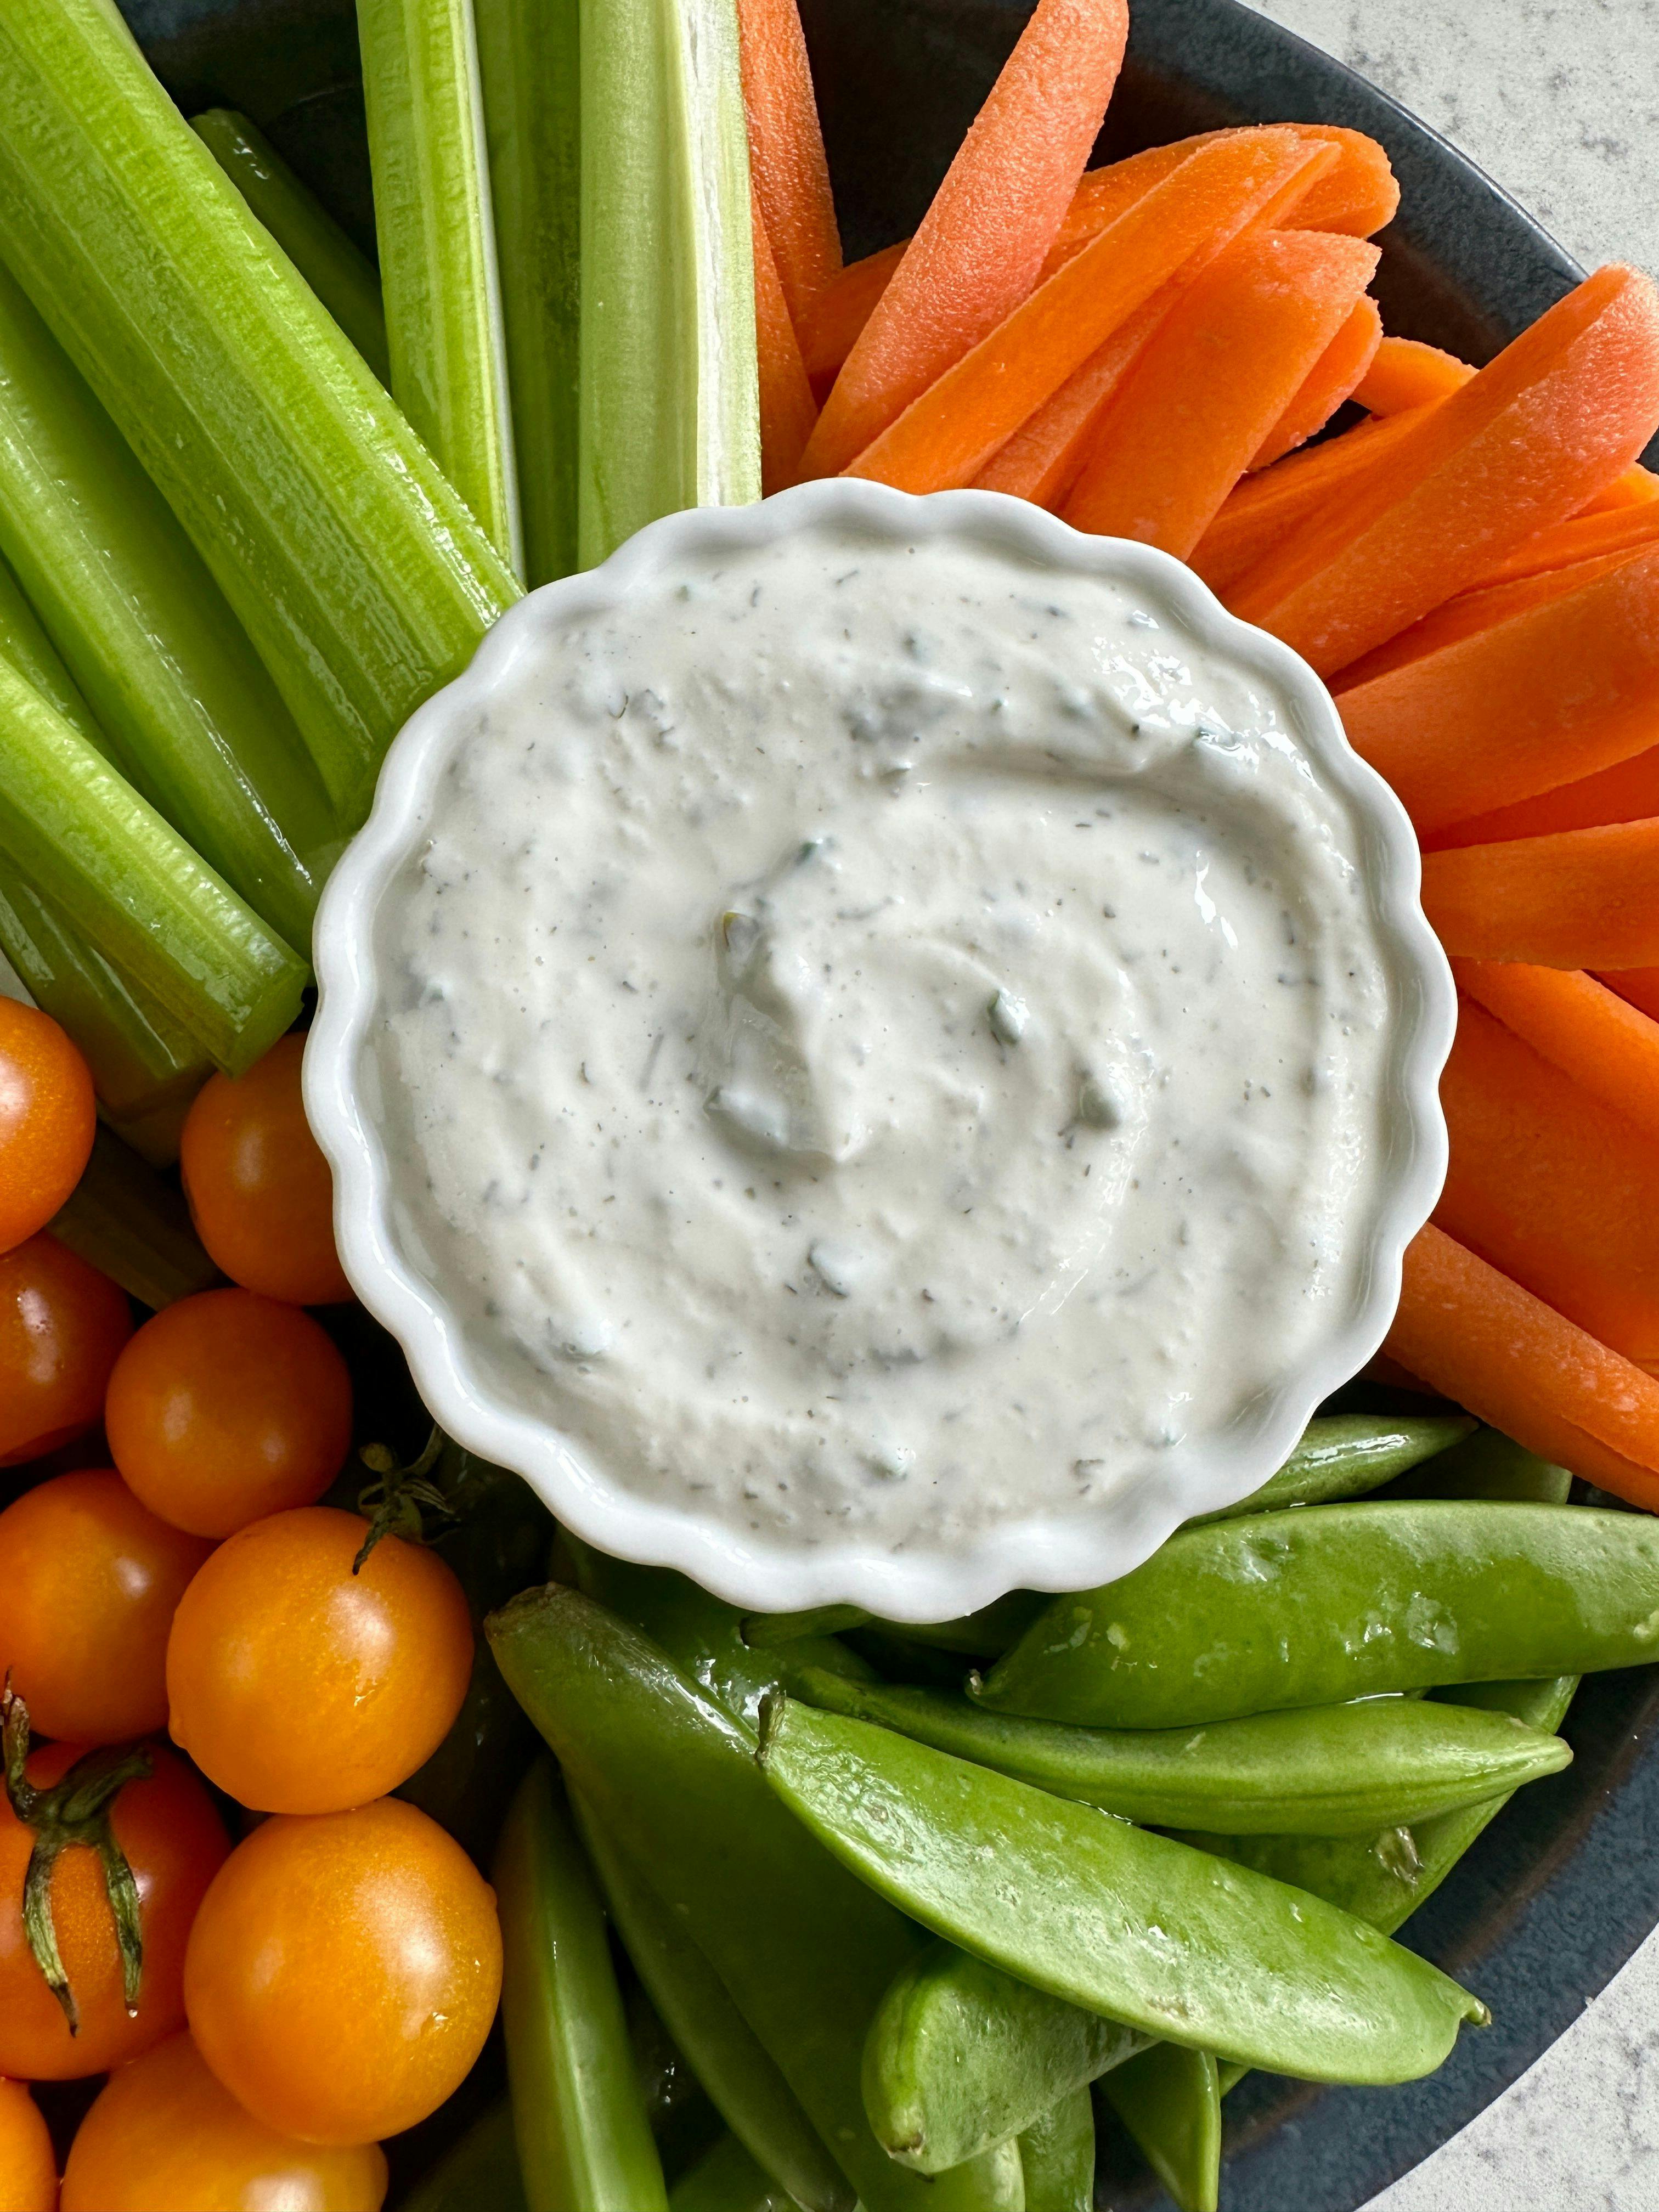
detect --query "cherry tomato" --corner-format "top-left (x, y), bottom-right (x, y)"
top-left (0, 1236), bottom-right (132, 1467)
top-left (185, 1799), bottom-right (500, 2147)
top-left (0, 2078), bottom-right (55, 2212)
top-left (0, 1001), bottom-right (95, 1257)
top-left (0, 1472), bottom-right (214, 1743)
top-left (179, 1036), bottom-right (351, 1306)
top-left (0, 1739), bottom-right (228, 2081)
top-left (166, 1507), bottom-right (472, 1815)
top-left (61, 2033), bottom-right (387, 2212)
top-left (104, 1291), bottom-right (353, 1538)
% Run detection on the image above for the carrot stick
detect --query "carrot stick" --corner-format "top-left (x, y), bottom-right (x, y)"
top-left (1248, 294), bottom-right (1381, 471)
top-left (1420, 818), bottom-right (1659, 969)
top-left (1587, 463), bottom-right (1659, 512)
top-left (797, 241), bottom-right (904, 391)
top-left (751, 188), bottom-right (816, 493)
top-left (1454, 958), bottom-right (1659, 1153)
top-left (1332, 547), bottom-right (1640, 690)
top-left (799, 0), bottom-right (1130, 478)
top-left (1426, 743), bottom-right (1659, 851)
top-left (1335, 548), bottom-right (1659, 832)
top-left (1352, 335), bottom-right (1474, 413)
top-left (1062, 229), bottom-right (1379, 558)
top-left (1458, 501), bottom-right (1659, 591)
top-left (843, 133), bottom-right (1334, 498)
top-left (1434, 993), bottom-right (1659, 1363)
top-left (735, 0), bottom-right (840, 326)
top-left (1385, 1224), bottom-right (1659, 1505)
top-left (1604, 969), bottom-right (1659, 1024)
top-left (972, 295), bottom-right (1164, 507)
top-left (1229, 265), bottom-right (1659, 675)
top-left (1190, 407), bottom-right (1429, 596)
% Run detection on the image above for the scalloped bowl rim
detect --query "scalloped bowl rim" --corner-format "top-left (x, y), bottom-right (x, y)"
top-left (304, 479), bottom-right (1454, 1621)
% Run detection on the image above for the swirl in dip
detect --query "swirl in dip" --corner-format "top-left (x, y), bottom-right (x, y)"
top-left (368, 518), bottom-right (1398, 1559)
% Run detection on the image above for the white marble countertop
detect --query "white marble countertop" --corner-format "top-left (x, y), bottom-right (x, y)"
top-left (1239, 19), bottom-right (1659, 2209)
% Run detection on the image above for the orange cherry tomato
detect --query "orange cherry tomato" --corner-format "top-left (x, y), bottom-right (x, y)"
top-left (0, 1236), bottom-right (132, 1468)
top-left (104, 1291), bottom-right (353, 1538)
top-left (179, 1035), bottom-right (351, 1306)
top-left (165, 1506), bottom-right (472, 1814)
top-left (0, 1001), bottom-right (95, 1257)
top-left (0, 1472), bottom-right (214, 1743)
top-left (0, 2078), bottom-right (56, 2212)
top-left (185, 1799), bottom-right (501, 2147)
top-left (0, 1739), bottom-right (228, 2081)
top-left (61, 2033), bottom-right (387, 2212)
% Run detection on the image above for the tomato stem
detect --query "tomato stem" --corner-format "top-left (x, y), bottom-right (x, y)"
top-left (2, 1680), bottom-right (151, 2030)
top-left (352, 1423), bottom-right (456, 1572)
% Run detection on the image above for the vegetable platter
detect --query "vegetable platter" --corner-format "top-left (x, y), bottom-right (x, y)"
top-left (1, 0), bottom-right (1658, 2209)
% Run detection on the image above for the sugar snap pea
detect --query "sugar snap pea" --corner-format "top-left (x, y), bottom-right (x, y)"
top-left (494, 1759), bottom-right (669, 2212)
top-left (1185, 1413), bottom-right (1475, 1523)
top-left (979, 1501), bottom-right (1659, 1728)
top-left (488, 1586), bottom-right (1021, 2212)
top-left (758, 1697), bottom-right (1486, 2084)
top-left (744, 1604), bottom-right (874, 1647)
top-left (1017, 2087), bottom-right (1094, 2212)
top-left (574, 1790), bottom-right (850, 2212)
top-left (400, 2098), bottom-right (528, 2212)
top-left (669, 2133), bottom-right (797, 2212)
top-left (789, 1665), bottom-right (1570, 1833)
top-left (864, 1939), bottom-right (1148, 2172)
top-left (1098, 2045), bottom-right (1220, 2212)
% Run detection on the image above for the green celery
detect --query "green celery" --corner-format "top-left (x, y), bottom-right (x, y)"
top-left (0, 259), bottom-right (334, 952)
top-left (0, 653), bottom-right (306, 1076)
top-left (0, 539), bottom-right (103, 744)
top-left (359, 0), bottom-right (524, 576)
top-left (578, 0), bottom-right (759, 561)
top-left (0, 0), bottom-right (519, 826)
top-left (475, 0), bottom-right (580, 584)
top-left (48, 1125), bottom-right (221, 1308)
top-left (192, 109), bottom-right (392, 385)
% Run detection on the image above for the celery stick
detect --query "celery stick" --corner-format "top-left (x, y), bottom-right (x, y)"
top-left (0, 543), bottom-right (104, 747)
top-left (578, 0), bottom-right (760, 562)
top-left (48, 1125), bottom-right (221, 1309)
top-left (0, 258), bottom-right (334, 952)
top-left (192, 109), bottom-right (391, 386)
top-left (475, 0), bottom-right (580, 584)
top-left (0, 0), bottom-right (519, 825)
top-left (0, 654), bottom-right (306, 1077)
top-left (359, 0), bottom-right (524, 577)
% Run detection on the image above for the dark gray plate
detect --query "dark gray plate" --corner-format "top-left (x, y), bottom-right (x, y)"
top-left (111, 4), bottom-right (1659, 2204)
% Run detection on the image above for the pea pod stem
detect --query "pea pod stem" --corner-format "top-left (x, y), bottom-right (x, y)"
top-left (0, 653), bottom-right (306, 1075)
top-left (980, 1500), bottom-right (1659, 1728)
top-left (493, 1760), bottom-right (670, 2212)
top-left (1098, 2046), bottom-right (1220, 2212)
top-left (191, 110), bottom-right (391, 384)
top-left (757, 1697), bottom-right (1486, 2086)
top-left (0, 0), bottom-right (518, 823)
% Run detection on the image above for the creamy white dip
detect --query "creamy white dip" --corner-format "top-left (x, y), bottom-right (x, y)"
top-left (369, 521), bottom-right (1396, 1558)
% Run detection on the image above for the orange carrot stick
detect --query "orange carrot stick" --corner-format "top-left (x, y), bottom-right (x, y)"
top-left (1062, 229), bottom-right (1379, 558)
top-left (799, 0), bottom-right (1130, 479)
top-left (1352, 335), bottom-right (1474, 414)
top-left (797, 242), bottom-right (906, 391)
top-left (1458, 501), bottom-right (1659, 591)
top-left (751, 189), bottom-right (816, 494)
top-left (1433, 994), bottom-right (1659, 1363)
top-left (844, 133), bottom-right (1333, 497)
top-left (1335, 547), bottom-right (1659, 832)
top-left (973, 294), bottom-right (1166, 506)
top-left (1249, 294), bottom-right (1382, 471)
top-left (735, 0), bottom-right (840, 326)
top-left (1420, 818), bottom-right (1659, 970)
top-left (1190, 408), bottom-right (1429, 596)
top-left (1331, 547), bottom-right (1641, 691)
top-left (1587, 463), bottom-right (1659, 511)
top-left (1604, 969), bottom-right (1659, 1024)
top-left (1229, 264), bottom-right (1659, 675)
top-left (1453, 959), bottom-right (1659, 1153)
top-left (1385, 1224), bottom-right (1659, 1505)
top-left (1426, 743), bottom-right (1659, 851)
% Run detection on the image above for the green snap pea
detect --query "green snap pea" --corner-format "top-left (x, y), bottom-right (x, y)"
top-left (488, 1586), bottom-right (1020, 2212)
top-left (493, 1759), bottom-right (669, 2212)
top-left (864, 1939), bottom-right (1148, 2173)
top-left (1186, 1414), bottom-right (1476, 1524)
top-left (979, 1501), bottom-right (1659, 1728)
top-left (1017, 2086), bottom-right (1095, 2212)
top-left (668, 2133), bottom-right (797, 2211)
top-left (789, 1666), bottom-right (1570, 1834)
top-left (758, 1698), bottom-right (1486, 2085)
top-left (400, 2098), bottom-right (528, 2212)
top-left (1098, 2045), bottom-right (1220, 2212)
top-left (623, 1980), bottom-right (723, 2172)
top-left (743, 1604), bottom-right (874, 1647)
top-left (574, 1790), bottom-right (849, 2212)
top-left (1392, 1425), bottom-right (1572, 1504)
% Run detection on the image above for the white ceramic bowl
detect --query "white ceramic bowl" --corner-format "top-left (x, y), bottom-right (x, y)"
top-left (305, 479), bottom-right (1454, 1621)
